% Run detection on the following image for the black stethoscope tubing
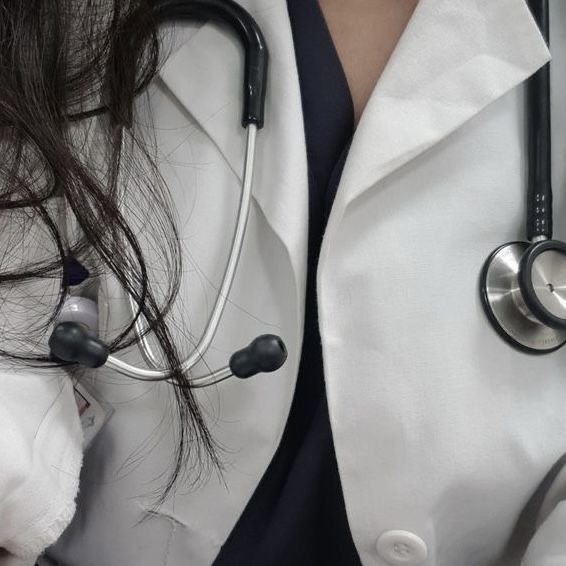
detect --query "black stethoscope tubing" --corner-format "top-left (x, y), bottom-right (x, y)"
top-left (527, 0), bottom-right (552, 242)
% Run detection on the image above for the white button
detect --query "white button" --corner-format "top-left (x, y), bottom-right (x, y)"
top-left (376, 530), bottom-right (428, 565)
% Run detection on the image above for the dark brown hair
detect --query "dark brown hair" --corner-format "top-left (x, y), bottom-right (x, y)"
top-left (0, 0), bottom-right (218, 497)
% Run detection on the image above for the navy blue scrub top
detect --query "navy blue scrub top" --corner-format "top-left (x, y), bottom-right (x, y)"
top-left (213, 1), bottom-right (362, 564)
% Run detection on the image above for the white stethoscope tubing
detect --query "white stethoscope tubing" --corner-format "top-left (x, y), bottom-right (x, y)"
top-left (105, 124), bottom-right (257, 387)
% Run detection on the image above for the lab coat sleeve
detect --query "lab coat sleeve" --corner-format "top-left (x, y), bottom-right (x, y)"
top-left (0, 366), bottom-right (83, 565)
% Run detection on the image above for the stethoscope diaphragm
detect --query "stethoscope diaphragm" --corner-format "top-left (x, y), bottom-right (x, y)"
top-left (481, 241), bottom-right (566, 353)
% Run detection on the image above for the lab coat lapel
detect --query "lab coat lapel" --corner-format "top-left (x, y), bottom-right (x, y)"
top-left (157, 0), bottom-right (308, 304)
top-left (332, 0), bottom-right (551, 215)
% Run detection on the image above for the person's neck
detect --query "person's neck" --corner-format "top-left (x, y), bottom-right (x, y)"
top-left (318, 0), bottom-right (419, 125)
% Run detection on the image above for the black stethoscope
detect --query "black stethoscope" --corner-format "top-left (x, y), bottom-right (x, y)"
top-left (481, 0), bottom-right (566, 353)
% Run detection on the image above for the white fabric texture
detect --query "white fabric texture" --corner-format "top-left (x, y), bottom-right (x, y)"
top-left (0, 369), bottom-right (82, 564)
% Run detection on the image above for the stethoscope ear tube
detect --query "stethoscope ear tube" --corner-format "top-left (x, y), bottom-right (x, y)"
top-left (48, 2), bottom-right (285, 384)
top-left (155, 0), bottom-right (268, 128)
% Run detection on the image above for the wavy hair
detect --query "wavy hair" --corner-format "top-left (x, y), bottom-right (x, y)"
top-left (0, 0), bottom-right (218, 498)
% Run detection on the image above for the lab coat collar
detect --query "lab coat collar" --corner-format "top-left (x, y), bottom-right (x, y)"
top-left (157, 0), bottom-right (550, 267)
top-left (333, 0), bottom-right (551, 214)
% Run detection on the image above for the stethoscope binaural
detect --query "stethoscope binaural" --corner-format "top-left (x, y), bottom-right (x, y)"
top-left (48, 0), bottom-right (288, 386)
top-left (481, 0), bottom-right (566, 353)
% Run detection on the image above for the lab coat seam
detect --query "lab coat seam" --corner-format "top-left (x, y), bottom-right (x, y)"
top-left (250, 191), bottom-right (307, 458)
top-left (138, 504), bottom-right (224, 549)
top-left (163, 521), bottom-right (177, 566)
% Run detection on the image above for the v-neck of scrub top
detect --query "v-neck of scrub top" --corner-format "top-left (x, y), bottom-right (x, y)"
top-left (213, 1), bottom-right (361, 564)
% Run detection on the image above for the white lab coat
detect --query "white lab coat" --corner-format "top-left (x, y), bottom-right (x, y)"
top-left (3, 0), bottom-right (566, 565)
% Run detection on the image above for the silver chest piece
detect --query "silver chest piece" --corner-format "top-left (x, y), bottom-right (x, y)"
top-left (480, 240), bottom-right (566, 353)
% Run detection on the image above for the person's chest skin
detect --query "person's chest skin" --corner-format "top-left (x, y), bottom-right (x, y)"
top-left (49, 2), bottom-right (566, 566)
top-left (318, 0), bottom-right (419, 125)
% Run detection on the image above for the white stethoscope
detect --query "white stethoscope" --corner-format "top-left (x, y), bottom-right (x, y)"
top-left (481, 0), bottom-right (566, 353)
top-left (48, 0), bottom-right (287, 387)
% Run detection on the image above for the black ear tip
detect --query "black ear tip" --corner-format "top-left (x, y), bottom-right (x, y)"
top-left (48, 322), bottom-right (83, 359)
top-left (229, 334), bottom-right (287, 379)
top-left (254, 334), bottom-right (287, 372)
top-left (49, 322), bottom-right (109, 369)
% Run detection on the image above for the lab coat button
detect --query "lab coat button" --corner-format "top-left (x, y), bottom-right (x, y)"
top-left (376, 530), bottom-right (428, 565)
